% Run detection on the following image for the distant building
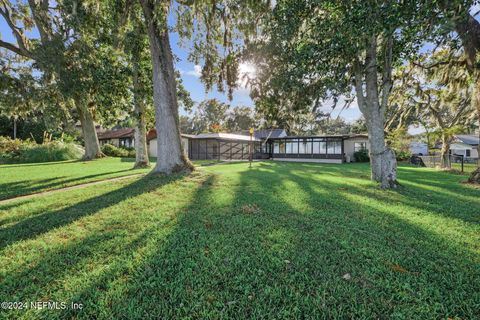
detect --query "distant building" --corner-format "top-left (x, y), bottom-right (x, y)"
top-left (409, 141), bottom-right (428, 155)
top-left (97, 128), bottom-right (135, 148)
top-left (450, 134), bottom-right (479, 160)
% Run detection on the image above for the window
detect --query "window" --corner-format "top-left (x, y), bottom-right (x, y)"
top-left (274, 142), bottom-right (279, 153)
top-left (291, 139), bottom-right (298, 153)
top-left (299, 139), bottom-right (311, 154)
top-left (327, 140), bottom-right (342, 155)
top-left (466, 150), bottom-right (471, 157)
top-left (354, 142), bottom-right (367, 152)
top-left (279, 140), bottom-right (286, 153)
top-left (312, 140), bottom-right (326, 154)
top-left (285, 141), bottom-right (292, 154)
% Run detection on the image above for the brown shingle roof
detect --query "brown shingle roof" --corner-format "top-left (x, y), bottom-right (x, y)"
top-left (98, 128), bottom-right (135, 140)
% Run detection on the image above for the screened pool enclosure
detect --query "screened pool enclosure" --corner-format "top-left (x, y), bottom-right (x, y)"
top-left (187, 135), bottom-right (346, 162)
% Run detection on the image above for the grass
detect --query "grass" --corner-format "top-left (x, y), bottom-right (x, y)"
top-left (0, 161), bottom-right (479, 319)
top-left (451, 162), bottom-right (478, 173)
top-left (0, 157), bottom-right (153, 200)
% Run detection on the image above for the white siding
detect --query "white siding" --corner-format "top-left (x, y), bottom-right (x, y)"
top-left (343, 137), bottom-right (370, 162)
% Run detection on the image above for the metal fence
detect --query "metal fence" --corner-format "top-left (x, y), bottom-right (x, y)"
top-left (417, 154), bottom-right (465, 172)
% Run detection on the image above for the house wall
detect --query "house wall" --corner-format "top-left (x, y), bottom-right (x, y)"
top-left (343, 137), bottom-right (370, 162)
top-left (273, 158), bottom-right (343, 164)
top-left (450, 142), bottom-right (479, 159)
top-left (99, 138), bottom-right (120, 147)
top-left (148, 137), bottom-right (189, 158)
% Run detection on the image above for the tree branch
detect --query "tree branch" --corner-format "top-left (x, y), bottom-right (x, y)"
top-left (0, 2), bottom-right (33, 58)
top-left (0, 39), bottom-right (33, 59)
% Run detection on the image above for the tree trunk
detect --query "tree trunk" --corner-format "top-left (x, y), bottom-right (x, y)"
top-left (76, 100), bottom-right (104, 160)
top-left (440, 133), bottom-right (451, 169)
top-left (140, 0), bottom-right (192, 174)
top-left (354, 35), bottom-right (398, 188)
top-left (132, 58), bottom-right (150, 168)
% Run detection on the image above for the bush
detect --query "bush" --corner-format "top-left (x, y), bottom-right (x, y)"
top-left (0, 136), bottom-right (84, 163)
top-left (21, 141), bottom-right (84, 163)
top-left (354, 149), bottom-right (370, 162)
top-left (395, 150), bottom-right (411, 161)
top-left (101, 144), bottom-right (135, 158)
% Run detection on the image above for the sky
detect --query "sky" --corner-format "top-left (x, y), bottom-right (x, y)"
top-left (2, 2), bottom-right (479, 132)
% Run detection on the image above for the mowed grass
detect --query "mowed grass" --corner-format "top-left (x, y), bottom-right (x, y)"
top-left (0, 157), bottom-right (154, 200)
top-left (0, 161), bottom-right (479, 319)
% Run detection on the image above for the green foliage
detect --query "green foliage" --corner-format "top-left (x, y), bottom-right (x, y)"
top-left (386, 128), bottom-right (412, 161)
top-left (101, 144), bottom-right (135, 158)
top-left (0, 136), bottom-right (83, 163)
top-left (353, 149), bottom-right (370, 162)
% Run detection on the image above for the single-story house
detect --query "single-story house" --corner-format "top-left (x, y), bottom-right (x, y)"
top-left (449, 134), bottom-right (479, 160)
top-left (148, 129), bottom-right (369, 163)
top-left (97, 128), bottom-right (135, 148)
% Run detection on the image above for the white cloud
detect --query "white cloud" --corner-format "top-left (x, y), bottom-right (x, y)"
top-left (183, 65), bottom-right (202, 77)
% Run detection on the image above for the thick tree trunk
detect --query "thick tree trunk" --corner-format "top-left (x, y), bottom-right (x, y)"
top-left (354, 35), bottom-right (398, 188)
top-left (365, 105), bottom-right (398, 188)
top-left (132, 58), bottom-right (150, 168)
top-left (440, 133), bottom-right (451, 169)
top-left (76, 100), bottom-right (103, 160)
top-left (140, 1), bottom-right (192, 174)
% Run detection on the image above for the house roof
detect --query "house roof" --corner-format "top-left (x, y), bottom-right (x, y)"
top-left (97, 128), bottom-right (135, 140)
top-left (187, 132), bottom-right (260, 141)
top-left (147, 129), bottom-right (194, 141)
top-left (455, 134), bottom-right (479, 146)
top-left (269, 133), bottom-right (369, 140)
top-left (234, 128), bottom-right (287, 139)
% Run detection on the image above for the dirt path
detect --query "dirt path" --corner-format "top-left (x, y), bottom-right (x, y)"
top-left (0, 173), bottom-right (146, 205)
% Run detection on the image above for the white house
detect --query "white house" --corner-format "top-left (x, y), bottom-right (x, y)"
top-left (450, 134), bottom-right (479, 160)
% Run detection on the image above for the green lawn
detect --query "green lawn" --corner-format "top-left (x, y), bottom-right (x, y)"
top-left (451, 162), bottom-right (478, 173)
top-left (0, 157), bottom-right (154, 200)
top-left (0, 161), bottom-right (479, 319)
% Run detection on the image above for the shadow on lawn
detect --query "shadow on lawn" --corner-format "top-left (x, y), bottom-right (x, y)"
top-left (0, 169), bottom-right (139, 201)
top-left (0, 173), bottom-right (183, 251)
top-left (1, 162), bottom-right (479, 319)
top-left (104, 163), bottom-right (478, 319)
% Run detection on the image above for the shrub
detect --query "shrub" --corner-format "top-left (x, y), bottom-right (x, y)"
top-left (21, 141), bottom-right (84, 163)
top-left (354, 149), bottom-right (370, 162)
top-left (395, 150), bottom-right (412, 161)
top-left (101, 144), bottom-right (135, 158)
top-left (0, 136), bottom-right (83, 163)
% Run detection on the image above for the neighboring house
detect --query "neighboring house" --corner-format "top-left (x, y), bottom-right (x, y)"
top-left (449, 134), bottom-right (479, 160)
top-left (97, 128), bottom-right (135, 148)
top-left (409, 141), bottom-right (428, 155)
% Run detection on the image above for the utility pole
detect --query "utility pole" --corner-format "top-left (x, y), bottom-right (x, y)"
top-left (249, 127), bottom-right (254, 168)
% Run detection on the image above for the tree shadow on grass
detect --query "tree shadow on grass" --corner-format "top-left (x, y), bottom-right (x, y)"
top-left (0, 169), bottom-right (141, 201)
top-left (1, 162), bottom-right (478, 319)
top-left (0, 173), bottom-right (184, 251)
top-left (76, 163), bottom-right (478, 318)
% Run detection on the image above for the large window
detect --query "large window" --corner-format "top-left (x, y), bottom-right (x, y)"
top-left (274, 141), bottom-right (279, 153)
top-left (312, 139), bottom-right (326, 154)
top-left (466, 149), bottom-right (471, 157)
top-left (299, 139), bottom-right (311, 154)
top-left (354, 142), bottom-right (367, 152)
top-left (279, 140), bottom-right (286, 153)
top-left (328, 140), bottom-right (342, 155)
top-left (285, 141), bottom-right (292, 154)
